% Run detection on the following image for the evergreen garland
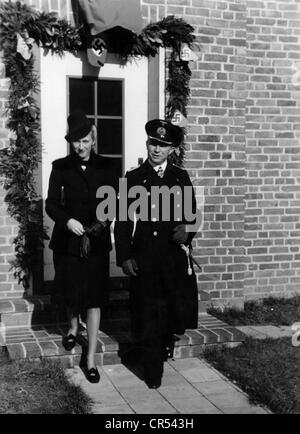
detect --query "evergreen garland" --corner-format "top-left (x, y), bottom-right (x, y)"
top-left (0, 1), bottom-right (197, 288)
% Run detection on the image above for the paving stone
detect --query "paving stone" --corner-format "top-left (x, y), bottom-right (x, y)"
top-left (117, 386), bottom-right (159, 404)
top-left (278, 326), bottom-right (294, 336)
top-left (253, 325), bottom-right (293, 339)
top-left (236, 326), bottom-right (270, 339)
top-left (180, 367), bottom-right (221, 383)
top-left (99, 336), bottom-right (119, 352)
top-left (170, 358), bottom-right (222, 383)
top-left (185, 330), bottom-right (205, 345)
top-left (39, 341), bottom-right (58, 357)
top-left (223, 406), bottom-right (269, 414)
top-left (103, 352), bottom-right (122, 365)
top-left (223, 327), bottom-right (246, 342)
top-left (210, 328), bottom-right (236, 342)
top-left (169, 357), bottom-right (212, 371)
top-left (174, 334), bottom-right (190, 346)
top-left (90, 390), bottom-right (126, 406)
top-left (168, 396), bottom-right (221, 414)
top-left (103, 363), bottom-right (133, 377)
top-left (193, 380), bottom-right (240, 395)
top-left (0, 301), bottom-right (14, 313)
top-left (130, 400), bottom-right (178, 414)
top-left (24, 342), bottom-right (42, 359)
top-left (160, 372), bottom-right (190, 387)
top-left (174, 346), bottom-right (194, 359)
top-left (205, 390), bottom-right (251, 410)
top-left (6, 343), bottom-right (26, 359)
top-left (92, 404), bottom-right (135, 414)
top-left (5, 328), bottom-right (33, 336)
top-left (33, 330), bottom-right (50, 339)
top-left (108, 374), bottom-right (145, 388)
top-left (6, 335), bottom-right (36, 344)
top-left (159, 384), bottom-right (203, 400)
top-left (196, 329), bottom-right (220, 344)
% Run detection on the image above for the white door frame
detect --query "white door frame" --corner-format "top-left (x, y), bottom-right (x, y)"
top-left (40, 50), bottom-right (149, 281)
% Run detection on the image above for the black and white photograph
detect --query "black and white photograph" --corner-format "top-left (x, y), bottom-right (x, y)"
top-left (0, 0), bottom-right (299, 417)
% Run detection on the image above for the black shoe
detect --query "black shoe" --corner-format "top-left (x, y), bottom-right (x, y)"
top-left (145, 376), bottom-right (162, 389)
top-left (80, 358), bottom-right (100, 384)
top-left (62, 334), bottom-right (77, 351)
top-left (143, 358), bottom-right (163, 389)
top-left (85, 367), bottom-right (100, 384)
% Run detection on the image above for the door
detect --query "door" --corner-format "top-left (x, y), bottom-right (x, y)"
top-left (40, 50), bottom-right (148, 283)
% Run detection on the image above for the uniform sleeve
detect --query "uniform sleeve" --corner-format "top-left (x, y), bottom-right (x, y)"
top-left (45, 165), bottom-right (70, 227)
top-left (114, 171), bottom-right (135, 267)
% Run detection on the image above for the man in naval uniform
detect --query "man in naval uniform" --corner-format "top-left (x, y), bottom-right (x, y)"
top-left (114, 119), bottom-right (199, 389)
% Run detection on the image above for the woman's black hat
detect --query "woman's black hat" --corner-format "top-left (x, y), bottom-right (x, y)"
top-left (65, 111), bottom-right (93, 142)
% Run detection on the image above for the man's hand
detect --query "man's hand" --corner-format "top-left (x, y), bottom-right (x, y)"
top-left (67, 218), bottom-right (85, 236)
top-left (122, 258), bottom-right (139, 277)
top-left (172, 224), bottom-right (188, 244)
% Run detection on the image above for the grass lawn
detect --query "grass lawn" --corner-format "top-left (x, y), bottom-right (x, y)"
top-left (203, 337), bottom-right (300, 414)
top-left (0, 348), bottom-right (92, 414)
top-left (208, 296), bottom-right (300, 326)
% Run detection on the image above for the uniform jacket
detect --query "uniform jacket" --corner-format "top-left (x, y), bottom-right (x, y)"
top-left (115, 159), bottom-right (197, 267)
top-left (114, 159), bottom-right (199, 335)
top-left (46, 151), bottom-right (117, 256)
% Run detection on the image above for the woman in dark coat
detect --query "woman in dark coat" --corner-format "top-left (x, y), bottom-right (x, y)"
top-left (46, 111), bottom-right (117, 383)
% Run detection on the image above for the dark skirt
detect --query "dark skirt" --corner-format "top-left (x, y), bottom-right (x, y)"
top-left (53, 252), bottom-right (109, 313)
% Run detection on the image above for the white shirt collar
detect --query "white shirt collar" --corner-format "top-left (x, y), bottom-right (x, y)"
top-left (152, 160), bottom-right (168, 173)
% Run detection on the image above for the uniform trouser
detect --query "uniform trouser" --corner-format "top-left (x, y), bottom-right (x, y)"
top-left (130, 270), bottom-right (176, 379)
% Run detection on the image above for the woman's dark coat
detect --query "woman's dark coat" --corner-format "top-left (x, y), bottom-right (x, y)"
top-left (114, 160), bottom-right (199, 344)
top-left (45, 151), bottom-right (117, 311)
top-left (46, 151), bottom-right (116, 255)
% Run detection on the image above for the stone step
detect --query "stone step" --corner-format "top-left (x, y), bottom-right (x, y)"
top-left (3, 314), bottom-right (246, 367)
top-left (0, 289), bottom-right (211, 328)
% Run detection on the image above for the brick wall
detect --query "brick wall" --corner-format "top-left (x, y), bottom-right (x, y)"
top-left (0, 0), bottom-right (299, 306)
top-left (179, 0), bottom-right (248, 307)
top-left (244, 0), bottom-right (300, 300)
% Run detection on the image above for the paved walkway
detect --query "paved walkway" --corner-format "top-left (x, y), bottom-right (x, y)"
top-left (67, 357), bottom-right (270, 414)
top-left (236, 325), bottom-right (293, 340)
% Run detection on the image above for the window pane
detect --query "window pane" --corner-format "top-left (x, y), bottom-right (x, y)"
top-left (97, 119), bottom-right (122, 155)
top-left (69, 78), bottom-right (94, 114)
top-left (98, 80), bottom-right (122, 116)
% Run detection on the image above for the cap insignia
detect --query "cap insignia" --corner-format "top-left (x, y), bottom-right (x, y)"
top-left (157, 127), bottom-right (166, 138)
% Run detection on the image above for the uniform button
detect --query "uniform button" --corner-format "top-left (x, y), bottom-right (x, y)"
top-left (153, 231), bottom-right (158, 236)
top-left (151, 204), bottom-right (156, 209)
top-left (152, 217), bottom-right (157, 222)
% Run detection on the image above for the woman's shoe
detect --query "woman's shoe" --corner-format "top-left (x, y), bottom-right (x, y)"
top-left (62, 334), bottom-right (77, 351)
top-left (85, 367), bottom-right (100, 384)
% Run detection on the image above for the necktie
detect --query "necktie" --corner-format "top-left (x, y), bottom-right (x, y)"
top-left (157, 166), bottom-right (164, 178)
